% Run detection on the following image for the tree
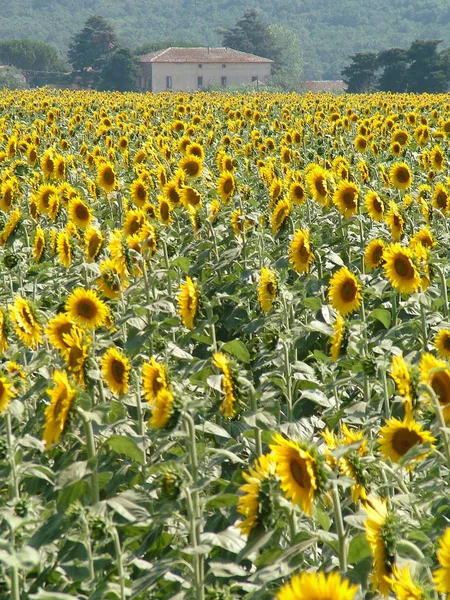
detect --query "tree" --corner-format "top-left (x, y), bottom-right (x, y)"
top-left (0, 66), bottom-right (28, 90)
top-left (405, 39), bottom-right (448, 93)
top-left (0, 39), bottom-right (67, 71)
top-left (267, 25), bottom-right (303, 91)
top-left (134, 41), bottom-right (196, 57)
top-left (99, 47), bottom-right (139, 92)
top-left (220, 9), bottom-right (282, 66)
top-left (68, 15), bottom-right (117, 71)
top-left (377, 48), bottom-right (409, 92)
top-left (341, 52), bottom-right (377, 93)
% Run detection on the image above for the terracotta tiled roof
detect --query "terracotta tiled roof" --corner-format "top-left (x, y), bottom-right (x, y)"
top-left (304, 80), bottom-right (348, 92)
top-left (139, 47), bottom-right (273, 64)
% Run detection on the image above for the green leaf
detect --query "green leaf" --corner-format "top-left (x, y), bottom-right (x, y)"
top-left (348, 533), bottom-right (371, 564)
top-left (202, 528), bottom-right (247, 554)
top-left (371, 308), bottom-right (391, 329)
top-left (30, 592), bottom-right (78, 600)
top-left (208, 562), bottom-right (248, 577)
top-left (200, 421), bottom-right (231, 438)
top-left (55, 461), bottom-right (88, 489)
top-left (205, 494), bottom-right (238, 509)
top-left (221, 340), bottom-right (250, 363)
top-left (172, 256), bottom-right (191, 273)
top-left (28, 514), bottom-right (68, 549)
top-left (107, 434), bottom-right (145, 465)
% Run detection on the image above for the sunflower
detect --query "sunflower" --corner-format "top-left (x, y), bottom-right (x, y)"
top-left (288, 229), bottom-right (313, 274)
top-left (391, 129), bottom-right (410, 146)
top-left (410, 227), bottom-right (434, 250)
top-left (434, 529), bottom-right (450, 593)
top-left (181, 186), bottom-right (202, 211)
top-left (208, 199), bottom-right (220, 223)
top-left (33, 226), bottom-right (46, 262)
top-left (329, 314), bottom-right (345, 361)
top-left (271, 199), bottom-right (291, 234)
top-left (163, 181), bottom-right (182, 207)
top-left (57, 231), bottom-right (72, 269)
top-left (420, 353), bottom-right (450, 420)
top-left (0, 376), bottom-right (14, 413)
top-left (179, 155), bottom-right (203, 179)
top-left (0, 179), bottom-right (16, 212)
top-left (269, 432), bottom-right (320, 515)
top-left (97, 161), bottom-right (117, 193)
top-left (390, 354), bottom-right (414, 414)
top-left (46, 313), bottom-right (80, 354)
top-left (364, 497), bottom-right (397, 596)
top-left (431, 183), bottom-right (449, 215)
top-left (213, 352), bottom-right (237, 419)
top-left (378, 415), bottom-right (435, 463)
top-left (430, 145), bottom-right (445, 171)
top-left (354, 134), bottom-right (368, 152)
top-left (289, 181), bottom-right (306, 205)
top-left (328, 267), bottom-right (361, 316)
top-left (108, 230), bottom-right (130, 277)
top-left (435, 329), bottom-right (450, 359)
top-left (385, 565), bottom-right (425, 600)
top-left (61, 328), bottom-right (89, 386)
top-left (0, 308), bottom-right (8, 352)
top-left (365, 238), bottom-right (385, 271)
top-left (36, 184), bottom-right (58, 215)
top-left (258, 267), bottom-right (277, 313)
top-left (178, 276), bottom-right (198, 329)
top-left (54, 156), bottom-right (66, 180)
top-left (217, 172), bottom-right (235, 204)
top-left (390, 162), bottom-right (412, 190)
top-left (383, 244), bottom-right (421, 294)
top-left (0, 207), bottom-right (21, 245)
top-left (65, 288), bottom-right (108, 330)
top-left (42, 370), bottom-right (76, 449)
top-left (27, 144), bottom-right (38, 166)
top-left (101, 347), bottom-right (131, 395)
top-left (385, 201), bottom-right (404, 241)
top-left (305, 164), bottom-right (331, 206)
top-left (276, 571), bottom-right (359, 600)
top-left (186, 142), bottom-right (204, 160)
top-left (149, 389), bottom-right (175, 428)
top-left (142, 357), bottom-right (169, 404)
top-left (84, 226), bottom-right (104, 263)
top-left (237, 454), bottom-right (276, 535)
top-left (333, 180), bottom-right (359, 219)
top-left (9, 297), bottom-right (42, 349)
top-left (128, 223), bottom-right (157, 259)
top-left (96, 258), bottom-right (126, 299)
top-left (68, 196), bottom-right (92, 230)
top-left (130, 179), bottom-right (148, 207)
top-left (123, 208), bottom-right (146, 237)
top-left (41, 149), bottom-right (55, 179)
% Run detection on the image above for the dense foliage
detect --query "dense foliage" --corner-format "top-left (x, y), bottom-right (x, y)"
top-left (2, 0), bottom-right (450, 78)
top-left (2, 88), bottom-right (450, 600)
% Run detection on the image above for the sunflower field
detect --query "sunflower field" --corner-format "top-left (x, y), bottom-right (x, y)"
top-left (2, 89), bottom-right (450, 600)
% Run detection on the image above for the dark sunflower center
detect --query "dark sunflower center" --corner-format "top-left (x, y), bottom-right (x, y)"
top-left (88, 235), bottom-right (101, 257)
top-left (185, 161), bottom-right (200, 177)
top-left (58, 323), bottom-right (73, 345)
top-left (396, 167), bottom-right (410, 183)
top-left (298, 244), bottom-right (309, 262)
top-left (315, 178), bottom-right (327, 197)
top-left (29, 149), bottom-right (37, 162)
top-left (290, 459), bottom-right (306, 488)
top-left (373, 197), bottom-right (383, 214)
top-left (372, 246), bottom-right (383, 264)
top-left (436, 192), bottom-right (447, 208)
top-left (266, 281), bottom-right (276, 296)
top-left (69, 344), bottom-right (83, 367)
top-left (103, 168), bottom-right (115, 185)
top-left (58, 162), bottom-right (65, 175)
top-left (112, 359), bottom-right (125, 383)
top-left (76, 204), bottom-right (89, 221)
top-left (43, 191), bottom-right (53, 208)
top-left (293, 185), bottom-right (304, 200)
top-left (342, 190), bottom-right (356, 208)
top-left (394, 257), bottom-right (414, 279)
top-left (341, 280), bottom-right (357, 302)
top-left (136, 185), bottom-right (146, 200)
top-left (169, 188), bottom-right (180, 204)
top-left (444, 336), bottom-right (450, 351)
top-left (432, 372), bottom-right (450, 406)
top-left (435, 152), bottom-right (443, 165)
top-left (223, 179), bottom-right (234, 194)
top-left (46, 159), bottom-right (54, 172)
top-left (395, 133), bottom-right (407, 145)
top-left (160, 202), bottom-right (169, 220)
top-left (4, 189), bottom-right (12, 206)
top-left (78, 300), bottom-right (96, 319)
top-left (392, 428), bottom-right (422, 456)
top-left (393, 215), bottom-right (401, 228)
top-left (22, 307), bottom-right (35, 328)
top-left (129, 218), bottom-right (140, 234)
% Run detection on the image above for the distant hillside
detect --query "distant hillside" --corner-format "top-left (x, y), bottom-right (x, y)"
top-left (3, 0), bottom-right (450, 79)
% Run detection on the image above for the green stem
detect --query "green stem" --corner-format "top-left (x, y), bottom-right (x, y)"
top-left (207, 220), bottom-right (222, 282)
top-left (84, 515), bottom-right (95, 583)
top-left (358, 215), bottom-right (365, 275)
top-left (206, 304), bottom-right (217, 352)
top-left (80, 412), bottom-right (100, 504)
top-left (332, 483), bottom-right (347, 573)
top-left (161, 238), bottom-right (172, 297)
top-left (391, 293), bottom-right (398, 327)
top-left (283, 339), bottom-right (293, 422)
top-left (419, 295), bottom-right (428, 352)
top-left (288, 510), bottom-right (296, 544)
top-left (239, 197), bottom-right (247, 271)
top-left (381, 369), bottom-right (390, 420)
top-left (6, 413), bottom-right (20, 600)
top-left (250, 387), bottom-right (262, 457)
top-left (111, 527), bottom-right (126, 600)
top-left (426, 384), bottom-right (450, 472)
top-left (436, 265), bottom-right (449, 318)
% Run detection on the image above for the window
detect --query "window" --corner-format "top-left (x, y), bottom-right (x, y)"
top-left (197, 76), bottom-right (203, 89)
top-left (198, 64), bottom-right (202, 68)
top-left (222, 64), bottom-right (226, 68)
top-left (252, 76), bottom-right (258, 82)
top-left (221, 76), bottom-right (227, 87)
top-left (166, 76), bottom-right (172, 89)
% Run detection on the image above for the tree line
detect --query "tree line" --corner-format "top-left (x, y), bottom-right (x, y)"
top-left (342, 39), bottom-right (450, 93)
top-left (0, 10), bottom-right (303, 92)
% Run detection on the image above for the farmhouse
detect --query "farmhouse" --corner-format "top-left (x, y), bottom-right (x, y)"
top-left (138, 47), bottom-right (273, 93)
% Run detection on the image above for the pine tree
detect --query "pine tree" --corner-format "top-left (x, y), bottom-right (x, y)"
top-left (341, 53), bottom-right (377, 93)
top-left (68, 15), bottom-right (117, 71)
top-left (99, 48), bottom-right (139, 92)
top-left (377, 48), bottom-right (409, 92)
